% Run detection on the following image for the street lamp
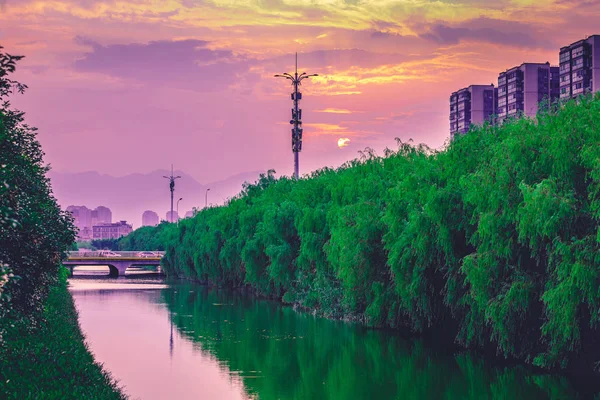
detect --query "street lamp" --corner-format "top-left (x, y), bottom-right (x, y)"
top-left (176, 197), bottom-right (183, 225)
top-left (274, 52), bottom-right (318, 179)
top-left (205, 188), bottom-right (210, 208)
top-left (163, 164), bottom-right (181, 223)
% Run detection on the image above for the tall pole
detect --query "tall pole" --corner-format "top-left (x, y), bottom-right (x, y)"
top-left (293, 53), bottom-right (299, 178)
top-left (274, 53), bottom-right (318, 179)
top-left (205, 188), bottom-right (210, 208)
top-left (163, 164), bottom-right (181, 223)
top-left (176, 197), bottom-right (183, 226)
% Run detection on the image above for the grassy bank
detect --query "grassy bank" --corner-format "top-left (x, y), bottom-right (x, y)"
top-left (0, 276), bottom-right (126, 399)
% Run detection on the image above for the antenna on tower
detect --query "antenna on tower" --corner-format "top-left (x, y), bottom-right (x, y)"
top-left (274, 54), bottom-right (318, 179)
top-left (163, 165), bottom-right (181, 223)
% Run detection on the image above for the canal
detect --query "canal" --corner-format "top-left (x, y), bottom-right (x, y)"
top-left (69, 276), bottom-right (592, 399)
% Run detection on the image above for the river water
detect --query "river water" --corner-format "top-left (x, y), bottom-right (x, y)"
top-left (69, 276), bottom-right (592, 400)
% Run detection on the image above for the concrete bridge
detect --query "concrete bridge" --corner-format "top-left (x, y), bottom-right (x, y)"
top-left (64, 251), bottom-right (165, 277)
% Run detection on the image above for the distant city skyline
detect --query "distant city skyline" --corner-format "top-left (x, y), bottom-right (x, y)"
top-left (66, 204), bottom-right (113, 240)
top-left (50, 168), bottom-right (260, 228)
top-left (2, 1), bottom-right (600, 184)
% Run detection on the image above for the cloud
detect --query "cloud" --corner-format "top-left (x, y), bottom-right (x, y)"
top-left (303, 123), bottom-right (380, 138)
top-left (73, 37), bottom-right (253, 91)
top-left (266, 48), bottom-right (412, 71)
top-left (419, 18), bottom-right (554, 49)
top-left (314, 108), bottom-right (357, 114)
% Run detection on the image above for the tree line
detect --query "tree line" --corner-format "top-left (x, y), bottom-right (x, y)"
top-left (0, 47), bottom-right (76, 325)
top-left (122, 93), bottom-right (600, 371)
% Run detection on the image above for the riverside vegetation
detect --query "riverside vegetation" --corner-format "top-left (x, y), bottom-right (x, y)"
top-left (121, 93), bottom-right (600, 373)
top-left (0, 47), bottom-right (124, 398)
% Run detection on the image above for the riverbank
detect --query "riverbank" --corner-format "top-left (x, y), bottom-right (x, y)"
top-left (122, 94), bottom-right (600, 371)
top-left (0, 278), bottom-right (126, 399)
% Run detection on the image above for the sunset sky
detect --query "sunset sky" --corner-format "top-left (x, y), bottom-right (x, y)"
top-left (1, 0), bottom-right (599, 183)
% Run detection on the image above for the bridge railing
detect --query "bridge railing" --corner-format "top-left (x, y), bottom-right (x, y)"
top-left (68, 251), bottom-right (166, 258)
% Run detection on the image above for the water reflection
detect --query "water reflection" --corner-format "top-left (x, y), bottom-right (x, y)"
top-left (71, 278), bottom-right (591, 400)
top-left (70, 278), bottom-right (249, 400)
top-left (163, 284), bottom-right (584, 400)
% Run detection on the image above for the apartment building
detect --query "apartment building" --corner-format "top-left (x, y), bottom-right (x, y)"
top-left (92, 221), bottom-right (133, 240)
top-left (497, 62), bottom-right (559, 123)
top-left (449, 84), bottom-right (496, 138)
top-left (559, 35), bottom-right (600, 100)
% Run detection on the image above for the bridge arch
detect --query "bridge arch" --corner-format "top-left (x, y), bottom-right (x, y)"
top-left (68, 264), bottom-right (119, 277)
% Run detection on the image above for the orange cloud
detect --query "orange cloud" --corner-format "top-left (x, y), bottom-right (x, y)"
top-left (314, 108), bottom-right (357, 114)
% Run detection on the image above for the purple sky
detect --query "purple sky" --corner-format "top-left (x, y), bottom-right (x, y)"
top-left (1, 0), bottom-right (599, 184)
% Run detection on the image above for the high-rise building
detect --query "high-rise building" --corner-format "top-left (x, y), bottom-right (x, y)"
top-left (497, 62), bottom-right (559, 124)
top-left (449, 84), bottom-right (496, 138)
top-left (166, 211), bottom-right (179, 223)
top-left (559, 35), bottom-right (600, 101)
top-left (95, 206), bottom-right (112, 224)
top-left (142, 210), bottom-right (159, 227)
top-left (66, 205), bottom-right (92, 240)
top-left (92, 221), bottom-right (133, 240)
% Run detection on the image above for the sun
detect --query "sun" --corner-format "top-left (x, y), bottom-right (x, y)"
top-left (337, 138), bottom-right (350, 148)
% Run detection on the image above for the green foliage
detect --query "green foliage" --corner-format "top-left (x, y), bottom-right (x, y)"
top-left (0, 46), bottom-right (76, 324)
top-left (75, 240), bottom-right (96, 250)
top-left (125, 94), bottom-right (600, 371)
top-left (0, 280), bottom-right (125, 399)
top-left (0, 47), bottom-right (120, 398)
top-left (90, 238), bottom-right (118, 250)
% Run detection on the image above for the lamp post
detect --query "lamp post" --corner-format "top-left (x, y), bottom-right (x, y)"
top-left (274, 53), bottom-right (318, 179)
top-left (163, 164), bottom-right (181, 223)
top-left (205, 188), bottom-right (210, 208)
top-left (176, 197), bottom-right (183, 226)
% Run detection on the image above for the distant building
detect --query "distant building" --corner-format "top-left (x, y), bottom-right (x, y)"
top-left (142, 210), bottom-right (159, 227)
top-left (94, 206), bottom-right (112, 224)
top-left (78, 226), bottom-right (92, 241)
top-left (559, 35), bottom-right (600, 100)
top-left (184, 210), bottom-right (195, 218)
top-left (67, 205), bottom-right (114, 240)
top-left (92, 221), bottom-right (133, 240)
top-left (166, 211), bottom-right (179, 223)
top-left (497, 62), bottom-right (559, 124)
top-left (449, 84), bottom-right (496, 138)
top-left (66, 205), bottom-right (92, 241)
